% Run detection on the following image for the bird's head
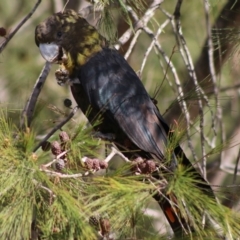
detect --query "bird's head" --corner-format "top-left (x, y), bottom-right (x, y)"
top-left (35, 9), bottom-right (105, 69)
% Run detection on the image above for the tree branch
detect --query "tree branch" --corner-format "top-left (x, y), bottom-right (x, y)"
top-left (0, 0), bottom-right (41, 53)
top-left (33, 106), bottom-right (78, 152)
top-left (20, 62), bottom-right (51, 129)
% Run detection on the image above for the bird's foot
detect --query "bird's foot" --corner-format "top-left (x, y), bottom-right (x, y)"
top-left (55, 68), bottom-right (70, 86)
top-left (92, 132), bottom-right (116, 141)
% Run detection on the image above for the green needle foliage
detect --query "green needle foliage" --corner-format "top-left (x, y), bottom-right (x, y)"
top-left (0, 112), bottom-right (35, 239)
top-left (1, 107), bottom-right (240, 239)
top-left (167, 162), bottom-right (240, 239)
top-left (0, 110), bottom-right (95, 239)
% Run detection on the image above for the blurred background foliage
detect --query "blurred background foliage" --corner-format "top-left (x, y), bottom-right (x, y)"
top-left (1, 0), bottom-right (240, 235)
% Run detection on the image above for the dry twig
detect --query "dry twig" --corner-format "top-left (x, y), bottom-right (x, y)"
top-left (114, 0), bottom-right (164, 50)
top-left (33, 106), bottom-right (78, 152)
top-left (0, 0), bottom-right (41, 53)
top-left (172, 1), bottom-right (207, 174)
top-left (40, 146), bottom-right (130, 178)
top-left (20, 62), bottom-right (51, 129)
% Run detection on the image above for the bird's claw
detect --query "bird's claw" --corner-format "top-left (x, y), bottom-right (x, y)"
top-left (92, 132), bottom-right (116, 141)
top-left (55, 68), bottom-right (70, 86)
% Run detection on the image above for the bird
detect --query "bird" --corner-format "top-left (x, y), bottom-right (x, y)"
top-left (35, 9), bottom-right (215, 236)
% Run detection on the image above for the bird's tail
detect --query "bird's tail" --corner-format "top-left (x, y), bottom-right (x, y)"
top-left (153, 147), bottom-right (215, 236)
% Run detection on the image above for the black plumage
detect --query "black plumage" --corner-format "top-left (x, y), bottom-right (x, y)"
top-left (73, 48), bottom-right (173, 162)
top-left (35, 9), bottom-right (215, 235)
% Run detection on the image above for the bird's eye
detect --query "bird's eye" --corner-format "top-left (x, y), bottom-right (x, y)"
top-left (57, 31), bottom-right (62, 38)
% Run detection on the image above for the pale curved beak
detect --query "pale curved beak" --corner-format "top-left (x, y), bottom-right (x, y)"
top-left (39, 43), bottom-right (59, 63)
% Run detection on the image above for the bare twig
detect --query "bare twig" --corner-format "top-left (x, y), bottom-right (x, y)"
top-left (115, 0), bottom-right (164, 50)
top-left (40, 146), bottom-right (130, 178)
top-left (146, 8), bottom-right (199, 163)
top-left (143, 26), bottom-right (197, 162)
top-left (124, 29), bottom-right (142, 60)
top-left (39, 185), bottom-right (56, 198)
top-left (139, 18), bottom-right (170, 77)
top-left (232, 149), bottom-right (240, 185)
top-left (104, 146), bottom-right (130, 163)
top-left (173, 0), bottom-right (183, 19)
top-left (40, 168), bottom-right (87, 178)
top-left (163, 0), bottom-right (240, 128)
top-left (32, 179), bottom-right (56, 203)
top-left (123, 6), bottom-right (142, 60)
top-left (189, 121), bottom-right (214, 149)
top-left (0, 0), bottom-right (41, 53)
top-left (203, 0), bottom-right (223, 172)
top-left (33, 106), bottom-right (79, 152)
top-left (62, 0), bottom-right (70, 12)
top-left (173, 1), bottom-right (207, 175)
top-left (20, 62), bottom-right (51, 129)
top-left (161, 5), bottom-right (219, 173)
top-left (203, 0), bottom-right (219, 131)
top-left (43, 150), bottom-right (69, 168)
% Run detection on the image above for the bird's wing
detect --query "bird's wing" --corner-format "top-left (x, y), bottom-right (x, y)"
top-left (80, 48), bottom-right (174, 162)
top-left (113, 95), bottom-right (169, 160)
